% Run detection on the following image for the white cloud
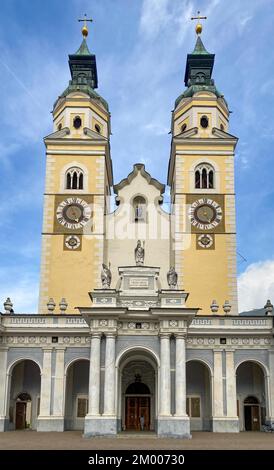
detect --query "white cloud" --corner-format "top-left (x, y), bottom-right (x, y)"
top-left (0, 267), bottom-right (39, 313)
top-left (143, 122), bottom-right (170, 135)
top-left (140, 0), bottom-right (171, 39)
top-left (0, 38), bottom-right (68, 144)
top-left (238, 14), bottom-right (253, 30)
top-left (238, 259), bottom-right (274, 312)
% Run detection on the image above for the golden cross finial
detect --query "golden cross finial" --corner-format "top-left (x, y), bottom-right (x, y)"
top-left (78, 13), bottom-right (93, 38)
top-left (191, 10), bottom-right (207, 35)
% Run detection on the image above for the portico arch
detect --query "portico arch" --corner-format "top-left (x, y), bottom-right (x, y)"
top-left (186, 359), bottom-right (212, 431)
top-left (8, 359), bottom-right (41, 431)
top-left (236, 361), bottom-right (267, 431)
top-left (64, 359), bottom-right (90, 430)
top-left (116, 347), bottom-right (159, 432)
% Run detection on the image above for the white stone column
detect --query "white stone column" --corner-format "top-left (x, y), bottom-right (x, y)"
top-left (226, 350), bottom-right (237, 418)
top-left (159, 334), bottom-right (171, 416)
top-left (103, 334), bottom-right (116, 416)
top-left (268, 349), bottom-right (274, 422)
top-left (53, 348), bottom-right (65, 418)
top-left (0, 348), bottom-right (8, 431)
top-left (175, 334), bottom-right (187, 416)
top-left (39, 349), bottom-right (52, 417)
top-left (213, 350), bottom-right (223, 417)
top-left (88, 333), bottom-right (101, 416)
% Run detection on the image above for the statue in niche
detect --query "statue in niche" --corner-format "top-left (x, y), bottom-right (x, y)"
top-left (101, 263), bottom-right (112, 288)
top-left (135, 240), bottom-right (145, 266)
top-left (135, 203), bottom-right (143, 220)
top-left (167, 267), bottom-right (178, 289)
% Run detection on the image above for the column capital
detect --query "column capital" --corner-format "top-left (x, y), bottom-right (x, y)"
top-left (159, 332), bottom-right (171, 339)
top-left (90, 331), bottom-right (102, 339)
top-left (174, 333), bottom-right (186, 339)
top-left (104, 332), bottom-right (117, 339)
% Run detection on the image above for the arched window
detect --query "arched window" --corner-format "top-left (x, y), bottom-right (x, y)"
top-left (133, 196), bottom-right (146, 222)
top-left (181, 123), bottom-right (187, 133)
top-left (195, 163), bottom-right (215, 189)
top-left (66, 167), bottom-right (84, 190)
top-left (95, 124), bottom-right (101, 134)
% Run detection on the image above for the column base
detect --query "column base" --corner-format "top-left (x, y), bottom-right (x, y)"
top-left (0, 417), bottom-right (9, 432)
top-left (212, 417), bottom-right (239, 433)
top-left (157, 416), bottom-right (191, 439)
top-left (37, 416), bottom-right (65, 432)
top-left (84, 415), bottom-right (117, 437)
top-left (266, 418), bottom-right (274, 424)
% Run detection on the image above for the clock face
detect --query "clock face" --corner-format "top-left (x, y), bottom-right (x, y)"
top-left (189, 198), bottom-right (223, 230)
top-left (56, 197), bottom-right (92, 230)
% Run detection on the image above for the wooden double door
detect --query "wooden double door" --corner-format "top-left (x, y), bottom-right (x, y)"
top-left (126, 397), bottom-right (150, 431)
top-left (244, 405), bottom-right (260, 431)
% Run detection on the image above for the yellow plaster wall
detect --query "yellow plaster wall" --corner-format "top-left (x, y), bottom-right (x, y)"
top-left (45, 151), bottom-right (105, 194)
top-left (176, 152), bottom-right (234, 194)
top-left (182, 234), bottom-right (230, 314)
top-left (53, 98), bottom-right (109, 122)
top-left (171, 92), bottom-right (238, 315)
top-left (42, 235), bottom-right (97, 313)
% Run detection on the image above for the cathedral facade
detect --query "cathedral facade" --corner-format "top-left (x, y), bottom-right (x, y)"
top-left (0, 21), bottom-right (273, 438)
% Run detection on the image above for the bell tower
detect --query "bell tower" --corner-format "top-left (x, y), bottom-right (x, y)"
top-left (168, 19), bottom-right (238, 315)
top-left (38, 20), bottom-right (113, 314)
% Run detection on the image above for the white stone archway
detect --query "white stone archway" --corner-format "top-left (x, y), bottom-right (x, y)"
top-left (186, 359), bottom-right (212, 431)
top-left (64, 358), bottom-right (90, 430)
top-left (8, 359), bottom-right (41, 431)
top-left (236, 360), bottom-right (268, 431)
top-left (116, 347), bottom-right (159, 432)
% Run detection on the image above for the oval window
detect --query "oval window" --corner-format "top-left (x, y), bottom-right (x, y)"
top-left (73, 117), bottom-right (82, 129)
top-left (200, 116), bottom-right (209, 128)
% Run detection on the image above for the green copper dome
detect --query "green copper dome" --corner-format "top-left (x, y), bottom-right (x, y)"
top-left (54, 38), bottom-right (109, 111)
top-left (175, 36), bottom-right (227, 108)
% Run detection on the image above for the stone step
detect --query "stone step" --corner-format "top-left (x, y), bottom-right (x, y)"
top-left (117, 432), bottom-right (157, 439)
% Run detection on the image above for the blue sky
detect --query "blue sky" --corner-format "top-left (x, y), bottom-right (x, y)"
top-left (0, 0), bottom-right (273, 313)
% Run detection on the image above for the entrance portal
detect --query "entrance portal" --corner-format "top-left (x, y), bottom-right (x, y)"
top-left (244, 396), bottom-right (260, 431)
top-left (236, 361), bottom-right (266, 431)
top-left (15, 393), bottom-right (32, 430)
top-left (125, 381), bottom-right (150, 430)
top-left (118, 351), bottom-right (157, 432)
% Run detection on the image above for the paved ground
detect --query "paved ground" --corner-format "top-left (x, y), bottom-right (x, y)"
top-left (0, 431), bottom-right (273, 450)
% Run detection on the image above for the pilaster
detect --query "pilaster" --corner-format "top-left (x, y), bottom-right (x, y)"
top-left (0, 348), bottom-right (8, 431)
top-left (37, 348), bottom-right (53, 432)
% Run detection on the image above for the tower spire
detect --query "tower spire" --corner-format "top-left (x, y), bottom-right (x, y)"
top-left (53, 14), bottom-right (109, 111)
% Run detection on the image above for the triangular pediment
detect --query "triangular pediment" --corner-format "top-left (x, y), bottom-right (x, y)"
top-left (83, 127), bottom-right (108, 141)
top-left (175, 127), bottom-right (198, 139)
top-left (44, 127), bottom-right (70, 140)
top-left (212, 127), bottom-right (238, 140)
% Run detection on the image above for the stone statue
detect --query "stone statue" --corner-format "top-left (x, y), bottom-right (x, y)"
top-left (135, 240), bottom-right (145, 266)
top-left (167, 267), bottom-right (178, 289)
top-left (101, 263), bottom-right (112, 288)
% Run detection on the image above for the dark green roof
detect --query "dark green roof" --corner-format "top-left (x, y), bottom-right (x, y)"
top-left (75, 38), bottom-right (91, 56)
top-left (57, 84), bottom-right (109, 111)
top-left (175, 84), bottom-right (226, 108)
top-left (191, 36), bottom-right (210, 55)
top-left (54, 37), bottom-right (109, 111)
